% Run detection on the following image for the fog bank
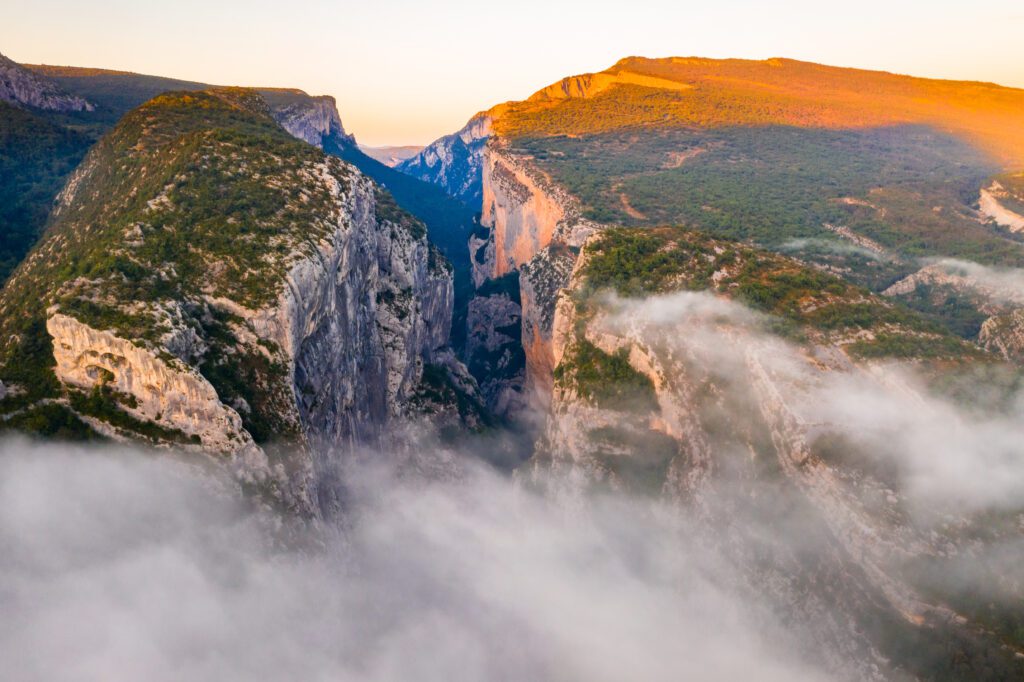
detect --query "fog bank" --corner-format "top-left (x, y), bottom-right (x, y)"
top-left (0, 440), bottom-right (825, 682)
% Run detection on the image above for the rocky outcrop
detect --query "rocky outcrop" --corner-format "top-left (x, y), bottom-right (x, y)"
top-left (526, 69), bottom-right (692, 102)
top-left (883, 259), bottom-right (1024, 363)
top-left (978, 309), bottom-right (1024, 361)
top-left (0, 52), bottom-right (93, 112)
top-left (47, 312), bottom-right (253, 452)
top-left (883, 259), bottom-right (1024, 313)
top-left (397, 113), bottom-right (492, 205)
top-left (262, 90), bottom-right (355, 149)
top-left (979, 181), bottom-right (1024, 233)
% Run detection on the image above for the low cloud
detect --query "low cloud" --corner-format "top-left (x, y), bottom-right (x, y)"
top-left (0, 439), bottom-right (826, 682)
top-left (4, 289), bottom-right (1024, 680)
top-left (924, 258), bottom-right (1024, 305)
top-left (597, 289), bottom-right (1024, 514)
top-left (781, 237), bottom-right (887, 261)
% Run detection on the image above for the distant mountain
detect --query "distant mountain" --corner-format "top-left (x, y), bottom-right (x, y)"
top-left (396, 113), bottom-right (491, 205)
top-left (359, 144), bottom-right (423, 167)
top-left (24, 63), bottom-right (207, 130)
top-left (0, 53), bottom-right (93, 112)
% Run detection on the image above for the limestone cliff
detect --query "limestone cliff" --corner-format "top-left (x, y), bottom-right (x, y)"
top-left (0, 52), bottom-right (93, 112)
top-left (473, 143), bottom-right (599, 407)
top-left (261, 89), bottom-right (355, 149)
top-left (46, 312), bottom-right (253, 452)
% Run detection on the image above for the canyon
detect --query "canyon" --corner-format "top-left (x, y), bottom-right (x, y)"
top-left (1, 52), bottom-right (1024, 679)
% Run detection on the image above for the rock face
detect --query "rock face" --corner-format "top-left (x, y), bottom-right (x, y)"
top-left (978, 309), bottom-right (1024, 361)
top-left (0, 53), bottom-right (93, 112)
top-left (478, 146), bottom-right (566, 282)
top-left (247, 169), bottom-right (456, 448)
top-left (397, 113), bottom-right (492, 205)
top-left (473, 144), bottom-right (600, 406)
top-left (518, 245), bottom-right (579, 406)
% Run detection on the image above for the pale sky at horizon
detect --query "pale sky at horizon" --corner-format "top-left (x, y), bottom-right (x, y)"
top-left (2, 0), bottom-right (1022, 147)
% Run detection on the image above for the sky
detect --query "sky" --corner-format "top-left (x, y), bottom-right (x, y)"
top-left (2, 0), bottom-right (1023, 146)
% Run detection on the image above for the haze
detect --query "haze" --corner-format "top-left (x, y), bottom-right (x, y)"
top-left (2, 0), bottom-right (1023, 146)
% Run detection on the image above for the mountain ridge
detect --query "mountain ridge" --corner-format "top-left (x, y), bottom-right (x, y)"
top-left (0, 86), bottom-right (483, 514)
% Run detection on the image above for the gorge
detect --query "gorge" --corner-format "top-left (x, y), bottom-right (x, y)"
top-left (1, 50), bottom-right (1024, 681)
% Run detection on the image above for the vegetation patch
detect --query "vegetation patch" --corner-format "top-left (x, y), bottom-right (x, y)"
top-left (847, 332), bottom-right (982, 360)
top-left (554, 339), bottom-right (658, 414)
top-left (0, 101), bottom-right (92, 284)
top-left (510, 121), bottom-right (1024, 287)
top-left (0, 402), bottom-right (97, 441)
top-left (578, 226), bottom-right (984, 362)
